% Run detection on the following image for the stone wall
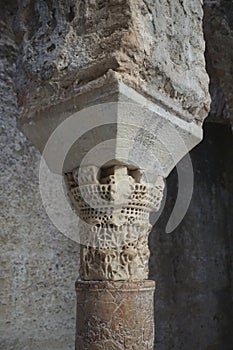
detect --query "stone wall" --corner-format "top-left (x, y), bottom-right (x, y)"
top-left (0, 2), bottom-right (79, 349)
top-left (0, 1), bottom-right (233, 350)
top-left (150, 122), bottom-right (233, 350)
top-left (204, 0), bottom-right (233, 126)
top-left (15, 0), bottom-right (210, 123)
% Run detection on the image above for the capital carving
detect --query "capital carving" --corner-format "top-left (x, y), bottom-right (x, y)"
top-left (65, 165), bottom-right (164, 281)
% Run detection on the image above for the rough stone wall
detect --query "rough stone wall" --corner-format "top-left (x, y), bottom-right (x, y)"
top-left (15, 0), bottom-right (210, 122)
top-left (204, 0), bottom-right (233, 125)
top-left (150, 123), bottom-right (233, 350)
top-left (149, 2), bottom-right (233, 348)
top-left (0, 2), bottom-right (79, 349)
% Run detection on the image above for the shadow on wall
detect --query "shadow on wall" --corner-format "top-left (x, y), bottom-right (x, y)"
top-left (150, 122), bottom-right (233, 350)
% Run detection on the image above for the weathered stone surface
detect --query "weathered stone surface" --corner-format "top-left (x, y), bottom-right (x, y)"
top-left (150, 123), bottom-right (233, 350)
top-left (0, 2), bottom-right (79, 349)
top-left (76, 280), bottom-right (155, 350)
top-left (204, 0), bottom-right (233, 125)
top-left (15, 0), bottom-right (210, 125)
top-left (18, 83), bottom-right (205, 177)
top-left (66, 165), bottom-right (164, 281)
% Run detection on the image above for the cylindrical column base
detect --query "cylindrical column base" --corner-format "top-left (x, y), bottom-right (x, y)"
top-left (75, 280), bottom-right (155, 350)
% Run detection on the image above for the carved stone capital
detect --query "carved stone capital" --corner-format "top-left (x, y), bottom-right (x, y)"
top-left (65, 165), bottom-right (164, 281)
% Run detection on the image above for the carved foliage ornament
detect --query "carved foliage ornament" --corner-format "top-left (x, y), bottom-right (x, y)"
top-left (65, 165), bottom-right (164, 280)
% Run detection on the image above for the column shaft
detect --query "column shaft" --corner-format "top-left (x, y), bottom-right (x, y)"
top-left (76, 280), bottom-right (155, 350)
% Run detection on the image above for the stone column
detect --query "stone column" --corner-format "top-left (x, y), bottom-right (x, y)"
top-left (65, 165), bottom-right (164, 349)
top-left (14, 1), bottom-right (211, 349)
top-left (76, 281), bottom-right (155, 350)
